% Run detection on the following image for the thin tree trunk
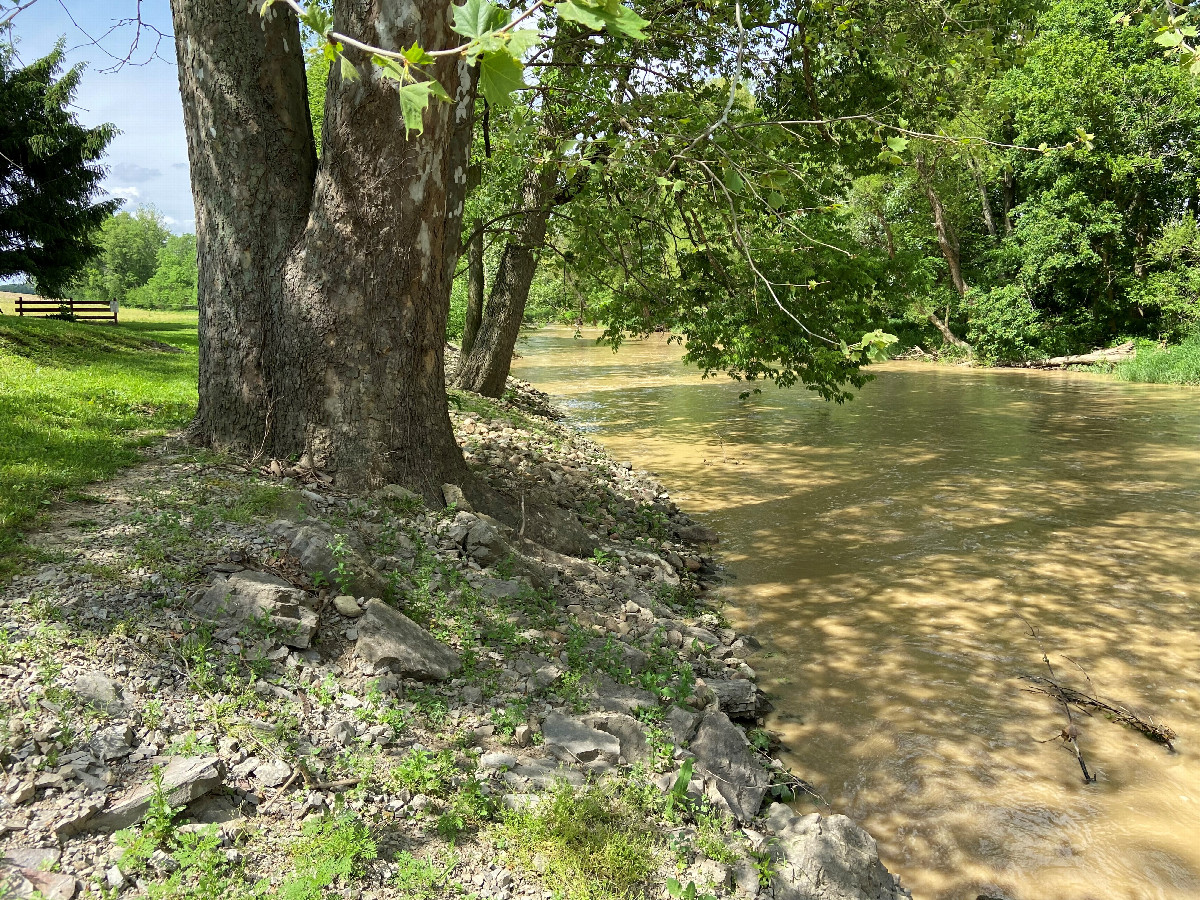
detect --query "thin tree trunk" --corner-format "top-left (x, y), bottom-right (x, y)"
top-left (453, 161), bottom-right (558, 397)
top-left (927, 309), bottom-right (972, 352)
top-left (968, 158), bottom-right (997, 238)
top-left (918, 164), bottom-right (968, 299)
top-left (1002, 168), bottom-right (1015, 235)
top-left (460, 217), bottom-right (485, 357)
top-left (173, 0), bottom-right (475, 500)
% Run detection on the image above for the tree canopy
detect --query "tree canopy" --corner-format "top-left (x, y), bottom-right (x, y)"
top-left (0, 39), bottom-right (117, 298)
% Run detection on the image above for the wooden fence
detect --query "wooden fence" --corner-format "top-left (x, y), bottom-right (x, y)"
top-left (0, 292), bottom-right (117, 324)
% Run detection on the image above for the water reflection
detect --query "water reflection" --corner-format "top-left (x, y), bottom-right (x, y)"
top-left (513, 328), bottom-right (1200, 900)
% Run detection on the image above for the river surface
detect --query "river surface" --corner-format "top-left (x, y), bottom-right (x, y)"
top-left (511, 327), bottom-right (1200, 900)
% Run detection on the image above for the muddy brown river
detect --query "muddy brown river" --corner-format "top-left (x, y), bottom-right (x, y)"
top-left (512, 327), bottom-right (1200, 900)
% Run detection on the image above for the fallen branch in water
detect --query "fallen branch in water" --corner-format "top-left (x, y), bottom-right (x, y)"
top-left (1022, 675), bottom-right (1177, 752)
top-left (1017, 615), bottom-right (1096, 784)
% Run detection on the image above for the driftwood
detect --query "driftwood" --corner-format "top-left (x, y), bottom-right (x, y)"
top-left (1017, 615), bottom-right (1177, 786)
top-left (1022, 675), bottom-right (1177, 751)
top-left (1018, 616), bottom-right (1096, 783)
top-left (1001, 341), bottom-right (1136, 369)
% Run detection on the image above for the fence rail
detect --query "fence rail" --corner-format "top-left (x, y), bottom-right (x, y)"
top-left (1, 293), bottom-right (117, 324)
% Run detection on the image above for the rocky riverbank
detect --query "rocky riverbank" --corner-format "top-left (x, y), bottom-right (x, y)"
top-left (0, 377), bottom-right (910, 900)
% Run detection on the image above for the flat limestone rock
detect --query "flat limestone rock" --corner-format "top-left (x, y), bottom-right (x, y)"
top-left (196, 571), bottom-right (318, 649)
top-left (689, 710), bottom-right (771, 823)
top-left (284, 521), bottom-right (386, 598)
top-left (709, 678), bottom-right (761, 722)
top-left (72, 672), bottom-right (127, 714)
top-left (765, 804), bottom-right (912, 900)
top-left (354, 600), bottom-right (460, 680)
top-left (0, 865), bottom-right (77, 900)
top-left (582, 712), bottom-right (651, 766)
top-left (89, 757), bottom-right (226, 833)
top-left (541, 712), bottom-right (621, 771)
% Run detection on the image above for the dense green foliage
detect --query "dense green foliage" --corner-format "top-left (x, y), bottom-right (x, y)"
top-left (839, 0), bottom-right (1200, 361)
top-left (439, 0), bottom-right (1200, 377)
top-left (0, 40), bottom-right (117, 298)
top-left (71, 208), bottom-right (198, 309)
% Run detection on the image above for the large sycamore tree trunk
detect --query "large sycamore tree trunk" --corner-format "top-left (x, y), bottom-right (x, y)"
top-left (171, 0), bottom-right (475, 500)
top-left (453, 162), bottom-right (557, 396)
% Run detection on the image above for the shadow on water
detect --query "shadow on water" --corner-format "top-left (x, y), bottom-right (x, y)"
top-left (514, 328), bottom-right (1200, 900)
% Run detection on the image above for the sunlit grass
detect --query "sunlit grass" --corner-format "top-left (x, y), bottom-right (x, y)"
top-left (0, 306), bottom-right (198, 576)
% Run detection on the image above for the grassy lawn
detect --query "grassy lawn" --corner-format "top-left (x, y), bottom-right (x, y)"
top-left (0, 302), bottom-right (198, 575)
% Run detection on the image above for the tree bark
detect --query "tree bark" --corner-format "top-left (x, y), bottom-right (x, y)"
top-left (172, 0), bottom-right (475, 500)
top-left (917, 159), bottom-right (968, 299)
top-left (460, 217), bottom-right (485, 358)
top-left (453, 161), bottom-right (558, 396)
top-left (1002, 168), bottom-right (1015, 235)
top-left (968, 157), bottom-right (997, 238)
top-left (171, 0), bottom-right (316, 454)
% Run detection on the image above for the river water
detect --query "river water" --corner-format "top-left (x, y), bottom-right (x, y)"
top-left (511, 327), bottom-right (1200, 900)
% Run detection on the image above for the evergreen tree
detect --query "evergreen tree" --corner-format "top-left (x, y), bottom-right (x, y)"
top-left (0, 39), bottom-right (117, 298)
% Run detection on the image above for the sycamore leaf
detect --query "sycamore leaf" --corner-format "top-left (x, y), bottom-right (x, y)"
top-left (885, 135), bottom-right (908, 153)
top-left (452, 0), bottom-right (507, 40)
top-left (340, 54), bottom-right (361, 81)
top-left (1155, 29), bottom-right (1185, 47)
top-left (556, 0), bottom-right (606, 29)
top-left (299, 7), bottom-right (333, 36)
top-left (397, 80), bottom-right (450, 135)
top-left (479, 49), bottom-right (527, 106)
top-left (507, 29), bottom-right (541, 57)
top-left (401, 42), bottom-right (435, 65)
top-left (374, 56), bottom-right (408, 82)
top-left (767, 191), bottom-right (785, 210)
top-left (556, 0), bottom-right (648, 38)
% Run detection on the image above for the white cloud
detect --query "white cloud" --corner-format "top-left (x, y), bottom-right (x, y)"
top-left (109, 185), bottom-right (142, 201)
top-left (112, 162), bottom-right (162, 183)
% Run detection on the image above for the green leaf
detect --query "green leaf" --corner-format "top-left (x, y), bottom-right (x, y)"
top-left (401, 42), bottom-right (435, 66)
top-left (396, 80), bottom-right (449, 136)
top-left (299, 7), bottom-right (333, 36)
top-left (556, 0), bottom-right (648, 39)
top-left (452, 0), bottom-right (506, 40)
top-left (885, 135), bottom-right (908, 153)
top-left (1155, 29), bottom-right (1185, 48)
top-left (373, 56), bottom-right (408, 83)
top-left (479, 49), bottom-right (527, 106)
top-left (506, 29), bottom-right (541, 58)
top-left (556, 0), bottom-right (606, 30)
top-left (339, 54), bottom-right (360, 82)
top-left (767, 191), bottom-right (785, 209)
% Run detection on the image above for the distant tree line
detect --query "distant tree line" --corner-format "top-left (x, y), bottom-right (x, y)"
top-left (69, 207), bottom-right (198, 310)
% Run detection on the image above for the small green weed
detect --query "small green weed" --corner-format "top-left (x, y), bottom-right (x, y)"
top-left (494, 781), bottom-right (662, 900)
top-left (394, 849), bottom-right (457, 899)
top-left (281, 814), bottom-right (376, 900)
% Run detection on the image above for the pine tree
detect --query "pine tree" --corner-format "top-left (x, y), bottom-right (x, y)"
top-left (0, 39), bottom-right (118, 298)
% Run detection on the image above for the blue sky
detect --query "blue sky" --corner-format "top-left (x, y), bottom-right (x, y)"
top-left (9, 1), bottom-right (194, 232)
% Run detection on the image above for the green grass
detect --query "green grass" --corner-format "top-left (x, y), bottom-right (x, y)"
top-left (0, 307), bottom-right (198, 576)
top-left (1116, 334), bottom-right (1200, 386)
top-left (494, 781), bottom-right (664, 900)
